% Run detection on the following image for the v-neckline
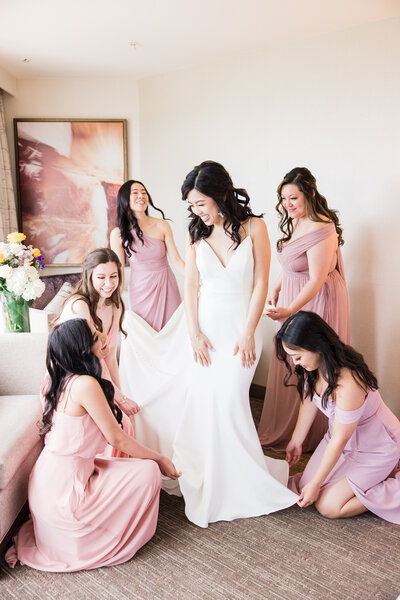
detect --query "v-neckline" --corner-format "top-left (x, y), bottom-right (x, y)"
top-left (201, 235), bottom-right (251, 269)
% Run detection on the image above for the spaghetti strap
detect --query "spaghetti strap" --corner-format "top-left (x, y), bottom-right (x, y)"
top-left (62, 376), bottom-right (77, 413)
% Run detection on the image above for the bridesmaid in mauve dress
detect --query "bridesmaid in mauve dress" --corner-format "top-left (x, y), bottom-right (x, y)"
top-left (110, 180), bottom-right (184, 332)
top-left (258, 167), bottom-right (349, 452)
top-left (6, 319), bottom-right (180, 572)
top-left (277, 312), bottom-right (399, 523)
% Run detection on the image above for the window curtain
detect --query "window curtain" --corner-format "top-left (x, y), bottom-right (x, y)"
top-left (0, 89), bottom-right (17, 241)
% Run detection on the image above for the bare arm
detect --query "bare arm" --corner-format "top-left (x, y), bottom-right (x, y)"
top-left (298, 372), bottom-right (365, 507)
top-left (286, 395), bottom-right (319, 465)
top-left (110, 227), bottom-right (126, 290)
top-left (184, 240), bottom-right (214, 366)
top-left (72, 376), bottom-right (181, 478)
top-left (266, 230), bottom-right (337, 321)
top-left (162, 221), bottom-right (185, 277)
top-left (266, 271), bottom-right (282, 307)
top-left (233, 218), bottom-right (270, 367)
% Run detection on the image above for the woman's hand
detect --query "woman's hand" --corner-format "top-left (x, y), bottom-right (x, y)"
top-left (286, 440), bottom-right (303, 467)
top-left (190, 332), bottom-right (215, 367)
top-left (266, 287), bottom-right (280, 308)
top-left (157, 456), bottom-right (182, 480)
top-left (297, 480), bottom-right (321, 508)
top-left (264, 306), bottom-right (292, 321)
top-left (119, 396), bottom-right (140, 417)
top-left (233, 332), bottom-right (256, 369)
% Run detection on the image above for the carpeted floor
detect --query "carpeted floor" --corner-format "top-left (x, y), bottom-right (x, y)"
top-left (1, 398), bottom-right (399, 600)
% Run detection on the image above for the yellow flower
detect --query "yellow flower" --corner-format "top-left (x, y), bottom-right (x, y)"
top-left (33, 248), bottom-right (41, 258)
top-left (0, 252), bottom-right (5, 263)
top-left (7, 232), bottom-right (26, 243)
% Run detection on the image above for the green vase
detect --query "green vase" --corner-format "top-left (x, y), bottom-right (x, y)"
top-left (0, 290), bottom-right (31, 333)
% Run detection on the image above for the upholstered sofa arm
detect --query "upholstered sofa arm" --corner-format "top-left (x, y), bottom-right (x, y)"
top-left (0, 333), bottom-right (48, 396)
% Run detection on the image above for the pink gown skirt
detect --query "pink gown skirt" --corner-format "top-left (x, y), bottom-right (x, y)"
top-left (127, 231), bottom-right (181, 332)
top-left (6, 411), bottom-right (161, 572)
top-left (289, 389), bottom-right (400, 523)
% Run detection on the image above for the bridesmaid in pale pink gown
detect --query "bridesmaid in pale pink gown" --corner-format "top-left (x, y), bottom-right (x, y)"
top-left (277, 311), bottom-right (399, 523)
top-left (56, 248), bottom-right (139, 448)
top-left (110, 180), bottom-right (184, 332)
top-left (6, 319), bottom-right (180, 572)
top-left (258, 167), bottom-right (349, 452)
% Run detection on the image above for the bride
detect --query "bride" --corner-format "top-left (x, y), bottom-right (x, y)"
top-left (119, 161), bottom-right (297, 527)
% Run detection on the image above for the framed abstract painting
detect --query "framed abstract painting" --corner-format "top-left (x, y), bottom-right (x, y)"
top-left (14, 118), bottom-right (127, 265)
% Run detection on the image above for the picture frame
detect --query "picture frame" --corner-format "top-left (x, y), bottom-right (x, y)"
top-left (14, 118), bottom-right (128, 266)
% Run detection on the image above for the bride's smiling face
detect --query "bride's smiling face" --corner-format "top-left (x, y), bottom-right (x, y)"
top-left (187, 189), bottom-right (221, 226)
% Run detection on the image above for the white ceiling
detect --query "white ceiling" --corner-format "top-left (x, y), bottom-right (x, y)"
top-left (1, 0), bottom-right (400, 80)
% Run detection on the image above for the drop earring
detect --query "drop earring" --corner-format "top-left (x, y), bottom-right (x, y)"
top-left (218, 211), bottom-right (224, 218)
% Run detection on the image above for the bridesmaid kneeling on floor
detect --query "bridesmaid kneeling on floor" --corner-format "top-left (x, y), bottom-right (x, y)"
top-left (277, 311), bottom-right (400, 522)
top-left (6, 319), bottom-right (180, 572)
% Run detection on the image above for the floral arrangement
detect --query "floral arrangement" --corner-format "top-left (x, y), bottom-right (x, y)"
top-left (0, 232), bottom-right (45, 301)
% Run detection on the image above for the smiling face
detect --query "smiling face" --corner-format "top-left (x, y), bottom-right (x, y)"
top-left (280, 184), bottom-right (307, 220)
top-left (91, 261), bottom-right (119, 300)
top-left (282, 343), bottom-right (321, 372)
top-left (187, 189), bottom-right (221, 226)
top-left (129, 182), bottom-right (148, 213)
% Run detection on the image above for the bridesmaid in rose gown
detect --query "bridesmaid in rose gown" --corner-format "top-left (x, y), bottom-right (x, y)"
top-left (56, 248), bottom-right (139, 450)
top-left (110, 180), bottom-right (184, 332)
top-left (277, 311), bottom-right (399, 523)
top-left (258, 167), bottom-right (349, 452)
top-left (6, 319), bottom-right (180, 572)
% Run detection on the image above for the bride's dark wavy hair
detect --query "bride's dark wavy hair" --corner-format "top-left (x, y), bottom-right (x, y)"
top-left (276, 167), bottom-right (343, 251)
top-left (40, 318), bottom-right (122, 436)
top-left (117, 180), bottom-right (167, 257)
top-left (181, 160), bottom-right (263, 248)
top-left (275, 311), bottom-right (377, 409)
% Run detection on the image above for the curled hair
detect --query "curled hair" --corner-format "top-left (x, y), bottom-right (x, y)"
top-left (117, 180), bottom-right (167, 258)
top-left (276, 167), bottom-right (343, 251)
top-left (40, 319), bottom-right (122, 436)
top-left (58, 248), bottom-right (126, 336)
top-left (275, 311), bottom-right (377, 409)
top-left (181, 160), bottom-right (263, 248)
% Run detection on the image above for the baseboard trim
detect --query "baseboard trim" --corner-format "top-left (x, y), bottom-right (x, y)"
top-left (250, 383), bottom-right (266, 399)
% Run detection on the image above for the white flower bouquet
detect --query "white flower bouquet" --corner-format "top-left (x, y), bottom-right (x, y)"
top-left (0, 232), bottom-right (45, 332)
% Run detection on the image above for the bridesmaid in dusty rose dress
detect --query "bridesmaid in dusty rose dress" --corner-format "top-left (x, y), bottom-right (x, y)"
top-left (258, 167), bottom-right (349, 452)
top-left (277, 312), bottom-right (399, 523)
top-left (6, 319), bottom-right (180, 572)
top-left (110, 180), bottom-right (184, 332)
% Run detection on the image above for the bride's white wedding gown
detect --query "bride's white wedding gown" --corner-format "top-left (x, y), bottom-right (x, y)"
top-left (119, 232), bottom-right (298, 527)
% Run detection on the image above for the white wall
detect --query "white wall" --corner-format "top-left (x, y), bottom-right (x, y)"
top-left (138, 17), bottom-right (400, 414)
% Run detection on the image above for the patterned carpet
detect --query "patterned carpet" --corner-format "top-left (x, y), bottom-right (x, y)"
top-left (1, 398), bottom-right (399, 600)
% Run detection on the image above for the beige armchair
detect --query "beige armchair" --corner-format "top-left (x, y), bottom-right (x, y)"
top-left (0, 332), bottom-right (48, 552)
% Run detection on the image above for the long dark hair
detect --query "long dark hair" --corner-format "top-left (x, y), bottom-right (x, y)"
top-left (275, 311), bottom-right (377, 409)
top-left (181, 160), bottom-right (262, 248)
top-left (40, 319), bottom-right (122, 436)
top-left (117, 179), bottom-right (167, 257)
top-left (276, 167), bottom-right (343, 251)
top-left (58, 248), bottom-right (126, 335)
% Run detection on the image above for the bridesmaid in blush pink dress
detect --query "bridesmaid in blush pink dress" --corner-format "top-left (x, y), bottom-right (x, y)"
top-left (6, 319), bottom-right (180, 572)
top-left (258, 168), bottom-right (349, 452)
top-left (55, 248), bottom-right (139, 450)
top-left (276, 312), bottom-right (399, 523)
top-left (110, 180), bottom-right (184, 332)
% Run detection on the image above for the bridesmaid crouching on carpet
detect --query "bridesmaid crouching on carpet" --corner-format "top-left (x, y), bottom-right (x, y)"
top-left (6, 319), bottom-right (180, 572)
top-left (277, 311), bottom-right (400, 522)
top-left (110, 179), bottom-right (184, 332)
